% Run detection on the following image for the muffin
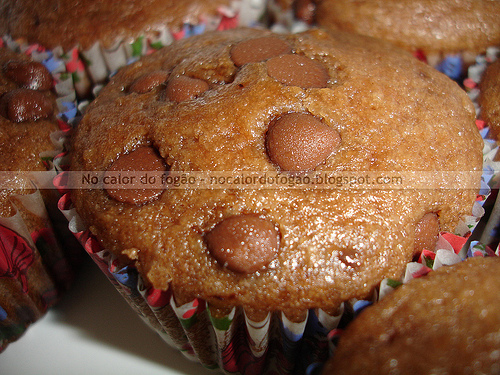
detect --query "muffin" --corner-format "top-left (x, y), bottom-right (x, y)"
top-left (321, 256), bottom-right (500, 375)
top-left (0, 0), bottom-right (266, 97)
top-left (0, 46), bottom-right (78, 351)
top-left (313, 0), bottom-right (500, 81)
top-left (66, 27), bottom-right (483, 373)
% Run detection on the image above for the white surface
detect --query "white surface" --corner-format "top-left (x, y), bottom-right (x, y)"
top-left (0, 257), bottom-right (215, 375)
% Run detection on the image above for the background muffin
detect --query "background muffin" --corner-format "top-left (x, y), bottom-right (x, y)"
top-left (65, 26), bottom-right (483, 373)
top-left (285, 0), bottom-right (500, 81)
top-left (0, 0), bottom-right (267, 97)
top-left (321, 256), bottom-right (500, 375)
top-left (0, 46), bottom-right (79, 352)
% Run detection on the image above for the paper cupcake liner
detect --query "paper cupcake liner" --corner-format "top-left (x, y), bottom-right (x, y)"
top-left (463, 47), bottom-right (500, 252)
top-left (2, 0), bottom-right (266, 101)
top-left (0, 155), bottom-right (82, 352)
top-left (56, 188), bottom-right (343, 374)
top-left (0, 43), bottom-right (84, 351)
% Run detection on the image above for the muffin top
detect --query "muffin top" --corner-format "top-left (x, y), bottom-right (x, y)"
top-left (70, 28), bottom-right (482, 316)
top-left (322, 256), bottom-right (500, 375)
top-left (0, 0), bottom-right (234, 50)
top-left (315, 0), bottom-right (500, 55)
top-left (480, 59), bottom-right (500, 142)
top-left (0, 47), bottom-right (58, 217)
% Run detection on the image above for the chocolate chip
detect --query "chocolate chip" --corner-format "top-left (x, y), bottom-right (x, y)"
top-left (0, 88), bottom-right (53, 122)
top-left (414, 213), bottom-right (440, 253)
top-left (267, 54), bottom-right (329, 88)
top-left (129, 70), bottom-right (169, 94)
top-left (104, 146), bottom-right (167, 205)
top-left (3, 60), bottom-right (53, 91)
top-left (230, 36), bottom-right (293, 67)
top-left (205, 214), bottom-right (280, 274)
top-left (165, 76), bottom-right (209, 103)
top-left (266, 112), bottom-right (341, 171)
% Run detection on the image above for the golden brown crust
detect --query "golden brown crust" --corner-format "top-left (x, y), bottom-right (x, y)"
top-left (480, 59), bottom-right (500, 142)
top-left (315, 0), bottom-right (500, 55)
top-left (70, 28), bottom-right (482, 313)
top-left (323, 256), bottom-right (500, 375)
top-left (0, 0), bottom-right (233, 51)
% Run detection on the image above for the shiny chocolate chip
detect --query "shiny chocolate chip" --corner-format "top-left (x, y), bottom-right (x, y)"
top-left (129, 70), bottom-right (170, 94)
top-left (3, 60), bottom-right (53, 91)
top-left (414, 213), bottom-right (440, 254)
top-left (205, 214), bottom-right (280, 274)
top-left (0, 88), bottom-right (53, 122)
top-left (267, 54), bottom-right (329, 88)
top-left (230, 36), bottom-right (293, 67)
top-left (266, 112), bottom-right (341, 171)
top-left (104, 146), bottom-right (167, 205)
top-left (165, 76), bottom-right (209, 103)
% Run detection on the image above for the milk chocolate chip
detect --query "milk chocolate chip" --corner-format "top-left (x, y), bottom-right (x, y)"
top-left (230, 36), bottom-right (293, 67)
top-left (0, 88), bottom-right (53, 122)
top-left (129, 70), bottom-right (169, 94)
top-left (266, 112), bottom-right (341, 171)
top-left (165, 76), bottom-right (209, 103)
top-left (205, 214), bottom-right (280, 274)
top-left (3, 60), bottom-right (53, 91)
top-left (414, 213), bottom-right (440, 253)
top-left (104, 146), bottom-right (167, 205)
top-left (267, 54), bottom-right (328, 88)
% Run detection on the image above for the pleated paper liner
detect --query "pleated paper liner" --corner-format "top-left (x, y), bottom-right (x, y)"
top-left (0, 139), bottom-right (82, 351)
top-left (464, 46), bottom-right (500, 253)
top-left (52, 192), bottom-right (349, 374)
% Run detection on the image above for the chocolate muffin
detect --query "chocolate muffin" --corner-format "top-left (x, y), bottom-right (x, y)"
top-left (479, 59), bottom-right (500, 142)
top-left (322, 256), bottom-right (500, 375)
top-left (314, 0), bottom-right (500, 79)
top-left (70, 26), bottom-right (482, 314)
top-left (0, 47), bottom-right (76, 352)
